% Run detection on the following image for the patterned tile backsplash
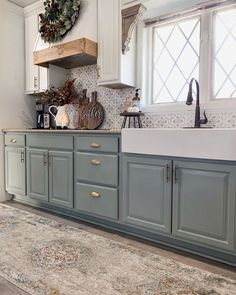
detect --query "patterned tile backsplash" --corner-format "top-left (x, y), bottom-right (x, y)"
top-left (69, 65), bottom-right (236, 129)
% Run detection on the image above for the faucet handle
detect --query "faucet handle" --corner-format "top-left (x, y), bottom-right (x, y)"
top-left (200, 111), bottom-right (208, 125)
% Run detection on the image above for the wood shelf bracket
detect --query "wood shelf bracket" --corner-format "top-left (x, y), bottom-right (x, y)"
top-left (122, 3), bottom-right (146, 55)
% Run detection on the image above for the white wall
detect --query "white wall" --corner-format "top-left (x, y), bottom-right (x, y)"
top-left (0, 0), bottom-right (34, 202)
top-left (63, 0), bottom-right (97, 43)
top-left (31, 0), bottom-right (98, 51)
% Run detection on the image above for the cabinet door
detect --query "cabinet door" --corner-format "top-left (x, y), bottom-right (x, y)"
top-left (5, 147), bottom-right (26, 196)
top-left (49, 151), bottom-right (73, 208)
top-left (25, 13), bottom-right (40, 93)
top-left (97, 0), bottom-right (120, 84)
top-left (172, 161), bottom-right (236, 251)
top-left (122, 156), bottom-right (172, 233)
top-left (27, 149), bottom-right (48, 201)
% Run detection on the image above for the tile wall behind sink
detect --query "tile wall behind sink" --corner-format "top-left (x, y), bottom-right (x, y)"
top-left (69, 65), bottom-right (236, 129)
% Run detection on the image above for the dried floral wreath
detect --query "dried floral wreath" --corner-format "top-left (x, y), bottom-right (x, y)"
top-left (36, 79), bottom-right (78, 106)
top-left (39, 0), bottom-right (81, 43)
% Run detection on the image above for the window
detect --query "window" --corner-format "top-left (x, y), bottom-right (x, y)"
top-left (142, 2), bottom-right (236, 110)
top-left (213, 7), bottom-right (236, 99)
top-left (152, 17), bottom-right (200, 104)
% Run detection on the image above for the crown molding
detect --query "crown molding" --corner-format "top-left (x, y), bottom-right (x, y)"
top-left (1, 0), bottom-right (24, 17)
top-left (24, 0), bottom-right (43, 17)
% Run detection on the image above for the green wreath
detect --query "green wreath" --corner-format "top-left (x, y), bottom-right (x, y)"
top-left (39, 0), bottom-right (81, 43)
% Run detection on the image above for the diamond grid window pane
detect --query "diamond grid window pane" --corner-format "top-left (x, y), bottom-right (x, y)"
top-left (214, 7), bottom-right (236, 99)
top-left (152, 17), bottom-right (200, 104)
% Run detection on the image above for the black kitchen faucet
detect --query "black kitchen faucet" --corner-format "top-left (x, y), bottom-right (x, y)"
top-left (186, 78), bottom-right (208, 128)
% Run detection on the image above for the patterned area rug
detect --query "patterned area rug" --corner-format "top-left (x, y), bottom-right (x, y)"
top-left (0, 204), bottom-right (235, 295)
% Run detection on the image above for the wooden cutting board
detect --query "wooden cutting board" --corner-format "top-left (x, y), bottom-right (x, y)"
top-left (78, 91), bottom-right (104, 130)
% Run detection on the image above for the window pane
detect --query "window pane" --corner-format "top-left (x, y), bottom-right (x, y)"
top-left (214, 7), bottom-right (236, 99)
top-left (152, 17), bottom-right (200, 104)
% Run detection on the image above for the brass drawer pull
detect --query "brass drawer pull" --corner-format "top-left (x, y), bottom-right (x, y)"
top-left (10, 138), bottom-right (17, 143)
top-left (43, 152), bottom-right (48, 166)
top-left (90, 191), bottom-right (101, 198)
top-left (20, 150), bottom-right (25, 163)
top-left (90, 142), bottom-right (101, 148)
top-left (90, 159), bottom-right (101, 166)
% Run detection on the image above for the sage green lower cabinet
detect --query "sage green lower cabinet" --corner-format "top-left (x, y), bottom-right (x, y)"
top-left (5, 147), bottom-right (26, 196)
top-left (27, 148), bottom-right (73, 208)
top-left (75, 183), bottom-right (118, 219)
top-left (49, 151), bottom-right (73, 208)
top-left (4, 131), bottom-right (236, 266)
top-left (122, 156), bottom-right (172, 234)
top-left (172, 161), bottom-right (236, 252)
top-left (27, 149), bottom-right (48, 202)
top-left (74, 134), bottom-right (119, 220)
top-left (122, 155), bottom-right (236, 254)
top-left (76, 152), bottom-right (118, 186)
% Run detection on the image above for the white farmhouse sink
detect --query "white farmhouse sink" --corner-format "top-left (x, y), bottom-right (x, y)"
top-left (121, 128), bottom-right (236, 161)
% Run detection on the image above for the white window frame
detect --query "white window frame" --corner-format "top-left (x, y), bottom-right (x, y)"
top-left (138, 2), bottom-right (236, 113)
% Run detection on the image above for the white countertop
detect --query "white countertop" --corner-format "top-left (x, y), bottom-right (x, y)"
top-left (2, 128), bottom-right (121, 135)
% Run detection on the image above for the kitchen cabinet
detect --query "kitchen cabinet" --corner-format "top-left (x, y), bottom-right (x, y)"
top-left (4, 133), bottom-right (26, 196)
top-left (172, 160), bottom-right (236, 252)
top-left (75, 135), bottom-right (119, 219)
top-left (122, 154), bottom-right (236, 252)
top-left (26, 134), bottom-right (73, 208)
top-left (25, 12), bottom-right (42, 94)
top-left (97, 0), bottom-right (137, 88)
top-left (122, 155), bottom-right (172, 233)
top-left (27, 148), bottom-right (48, 201)
top-left (49, 151), bottom-right (73, 208)
top-left (24, 3), bottom-right (66, 94)
top-left (3, 131), bottom-right (236, 266)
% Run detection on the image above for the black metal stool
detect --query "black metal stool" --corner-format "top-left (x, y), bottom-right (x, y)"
top-left (120, 112), bottom-right (144, 128)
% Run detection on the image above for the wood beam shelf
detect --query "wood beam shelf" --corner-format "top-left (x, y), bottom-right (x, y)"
top-left (33, 38), bottom-right (97, 69)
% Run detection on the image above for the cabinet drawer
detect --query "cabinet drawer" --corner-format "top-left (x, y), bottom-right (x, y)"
top-left (26, 134), bottom-right (73, 150)
top-left (76, 135), bottom-right (118, 153)
top-left (75, 183), bottom-right (118, 219)
top-left (76, 152), bottom-right (118, 186)
top-left (5, 133), bottom-right (25, 146)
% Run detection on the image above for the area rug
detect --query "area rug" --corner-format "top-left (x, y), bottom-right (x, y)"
top-left (0, 204), bottom-right (235, 295)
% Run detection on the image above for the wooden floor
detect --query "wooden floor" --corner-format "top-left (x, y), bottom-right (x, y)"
top-left (1, 200), bottom-right (235, 294)
top-left (0, 277), bottom-right (28, 295)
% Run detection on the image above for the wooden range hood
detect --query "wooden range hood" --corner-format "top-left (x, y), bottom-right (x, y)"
top-left (33, 38), bottom-right (97, 69)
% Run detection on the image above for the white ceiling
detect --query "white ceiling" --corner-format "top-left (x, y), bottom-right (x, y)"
top-left (8, 0), bottom-right (39, 7)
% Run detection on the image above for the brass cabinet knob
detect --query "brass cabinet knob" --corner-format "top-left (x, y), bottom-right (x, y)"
top-left (90, 191), bottom-right (101, 198)
top-left (10, 138), bottom-right (17, 143)
top-left (90, 142), bottom-right (101, 148)
top-left (90, 159), bottom-right (101, 166)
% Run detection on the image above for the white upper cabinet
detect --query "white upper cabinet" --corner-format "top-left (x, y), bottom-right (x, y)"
top-left (24, 2), bottom-right (66, 94)
top-left (25, 10), bottom-right (43, 93)
top-left (97, 0), bottom-right (137, 88)
top-left (97, 0), bottom-right (120, 86)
